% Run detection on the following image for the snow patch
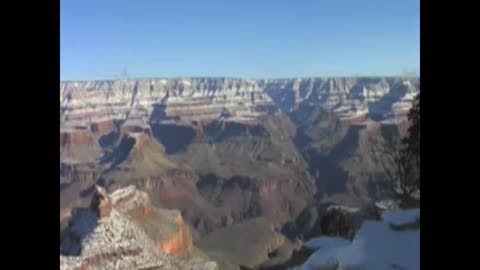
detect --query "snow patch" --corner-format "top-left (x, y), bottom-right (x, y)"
top-left (383, 209), bottom-right (419, 226)
top-left (326, 205), bottom-right (360, 213)
top-left (298, 209), bottom-right (420, 270)
top-left (375, 200), bottom-right (399, 211)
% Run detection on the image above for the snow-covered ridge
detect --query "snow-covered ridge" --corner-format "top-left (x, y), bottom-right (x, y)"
top-left (60, 78), bottom-right (273, 129)
top-left (297, 208), bottom-right (420, 270)
top-left (110, 185), bottom-right (150, 213)
top-left (60, 77), bottom-right (419, 129)
top-left (60, 185), bottom-right (218, 270)
top-left (262, 77), bottom-right (419, 120)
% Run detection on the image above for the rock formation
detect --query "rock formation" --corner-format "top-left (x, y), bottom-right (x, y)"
top-left (91, 185), bottom-right (112, 218)
top-left (260, 77), bottom-right (419, 121)
top-left (60, 185), bottom-right (218, 270)
top-left (109, 185), bottom-right (194, 257)
top-left (59, 77), bottom-right (419, 269)
top-left (60, 78), bottom-right (418, 134)
top-left (60, 78), bottom-right (274, 132)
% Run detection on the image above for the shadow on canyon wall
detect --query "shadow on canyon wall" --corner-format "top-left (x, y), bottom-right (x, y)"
top-left (293, 123), bottom-right (363, 201)
top-left (151, 123), bottom-right (196, 154)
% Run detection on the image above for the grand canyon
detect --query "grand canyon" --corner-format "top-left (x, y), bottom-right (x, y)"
top-left (60, 77), bottom-right (420, 270)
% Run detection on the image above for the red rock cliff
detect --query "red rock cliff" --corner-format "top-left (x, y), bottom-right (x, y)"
top-left (110, 186), bottom-right (194, 257)
top-left (157, 213), bottom-right (193, 257)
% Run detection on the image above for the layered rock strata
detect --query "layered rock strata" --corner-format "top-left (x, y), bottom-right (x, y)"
top-left (60, 77), bottom-right (419, 132)
top-left (59, 77), bottom-right (420, 268)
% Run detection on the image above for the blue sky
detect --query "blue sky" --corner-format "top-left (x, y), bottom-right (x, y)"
top-left (60, 0), bottom-right (419, 80)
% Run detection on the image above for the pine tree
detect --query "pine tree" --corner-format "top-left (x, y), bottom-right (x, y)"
top-left (373, 94), bottom-right (420, 205)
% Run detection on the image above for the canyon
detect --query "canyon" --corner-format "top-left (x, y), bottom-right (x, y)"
top-left (60, 77), bottom-right (419, 269)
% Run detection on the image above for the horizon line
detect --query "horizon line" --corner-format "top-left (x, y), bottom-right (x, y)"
top-left (60, 74), bottom-right (420, 83)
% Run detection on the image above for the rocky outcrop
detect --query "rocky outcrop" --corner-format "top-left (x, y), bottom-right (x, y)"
top-left (60, 185), bottom-right (218, 270)
top-left (157, 214), bottom-right (194, 257)
top-left (109, 185), bottom-right (194, 257)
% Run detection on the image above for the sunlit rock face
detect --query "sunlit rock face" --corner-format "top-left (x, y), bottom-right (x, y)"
top-left (60, 78), bottom-right (275, 130)
top-left (109, 185), bottom-right (194, 257)
top-left (60, 77), bottom-right (419, 131)
top-left (60, 185), bottom-right (218, 270)
top-left (261, 77), bottom-right (419, 121)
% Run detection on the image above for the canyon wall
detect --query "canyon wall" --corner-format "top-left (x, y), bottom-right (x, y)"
top-left (60, 76), bottom-right (419, 244)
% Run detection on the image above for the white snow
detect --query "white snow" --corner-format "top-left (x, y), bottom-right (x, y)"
top-left (375, 200), bottom-right (400, 211)
top-left (326, 205), bottom-right (360, 213)
top-left (298, 208), bottom-right (420, 270)
top-left (110, 185), bottom-right (137, 203)
top-left (383, 208), bottom-right (420, 226)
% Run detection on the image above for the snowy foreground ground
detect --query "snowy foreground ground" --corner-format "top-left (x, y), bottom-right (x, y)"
top-left (296, 208), bottom-right (420, 270)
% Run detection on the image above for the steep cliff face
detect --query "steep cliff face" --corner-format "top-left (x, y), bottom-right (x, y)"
top-left (291, 105), bottom-right (399, 207)
top-left (157, 214), bottom-right (194, 257)
top-left (261, 77), bottom-right (419, 121)
top-left (60, 77), bottom-right (418, 131)
top-left (60, 185), bottom-right (218, 270)
top-left (60, 162), bottom-right (102, 231)
top-left (60, 78), bottom-right (274, 131)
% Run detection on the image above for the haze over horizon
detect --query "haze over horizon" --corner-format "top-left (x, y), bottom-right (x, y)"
top-left (61, 0), bottom-right (419, 81)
